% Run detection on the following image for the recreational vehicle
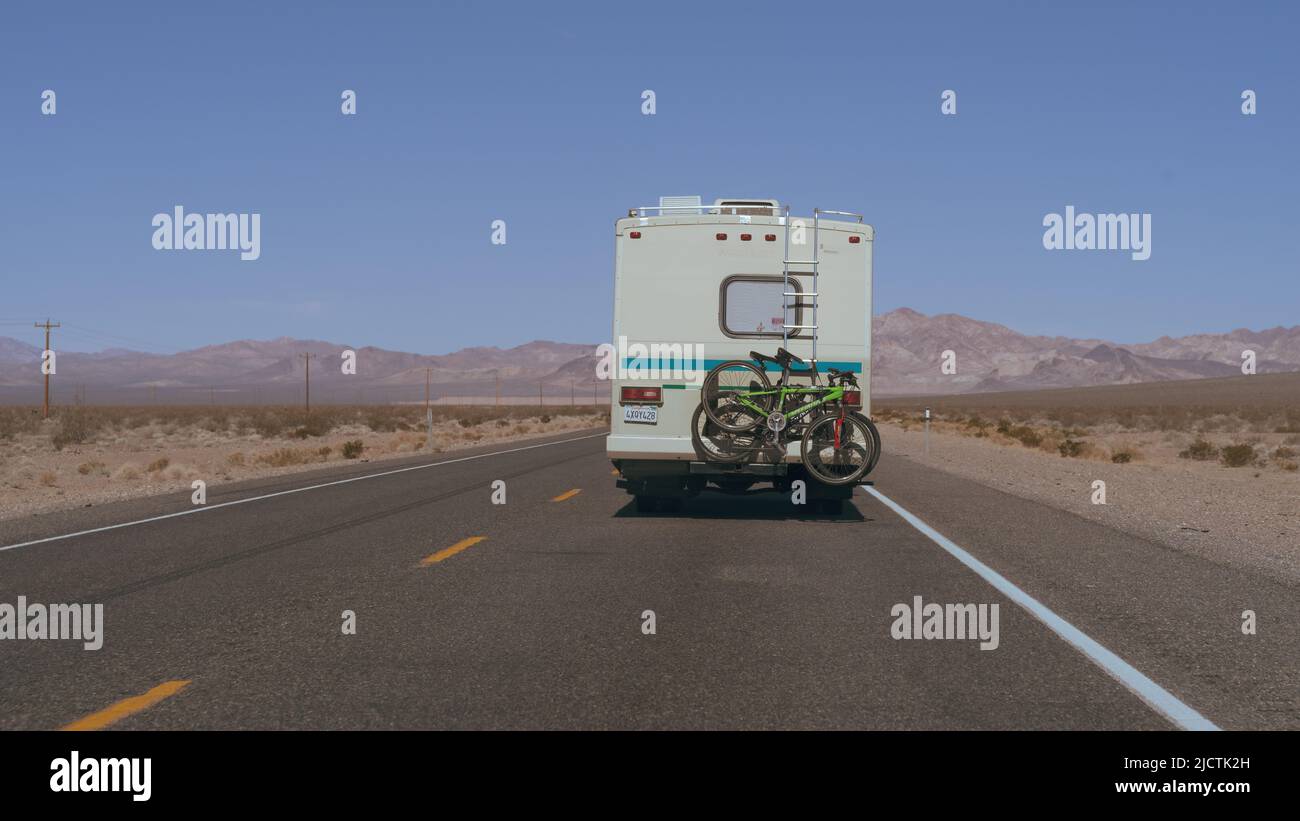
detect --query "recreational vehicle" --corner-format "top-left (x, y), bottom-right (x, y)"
top-left (607, 196), bottom-right (874, 513)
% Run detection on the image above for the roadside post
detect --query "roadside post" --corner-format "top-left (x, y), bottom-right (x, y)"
top-left (924, 407), bottom-right (931, 457)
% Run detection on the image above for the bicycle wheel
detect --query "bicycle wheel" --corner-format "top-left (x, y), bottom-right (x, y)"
top-left (691, 404), bottom-right (760, 463)
top-left (701, 360), bottom-right (772, 433)
top-left (848, 411), bottom-right (883, 477)
top-left (800, 412), bottom-right (876, 486)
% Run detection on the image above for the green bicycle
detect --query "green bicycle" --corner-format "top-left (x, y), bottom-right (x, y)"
top-left (697, 348), bottom-right (881, 486)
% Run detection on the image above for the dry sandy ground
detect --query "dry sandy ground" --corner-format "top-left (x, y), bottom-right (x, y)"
top-left (0, 413), bottom-right (604, 524)
top-left (879, 421), bottom-right (1300, 585)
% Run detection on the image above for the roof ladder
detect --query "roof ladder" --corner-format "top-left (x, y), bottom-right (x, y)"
top-left (782, 206), bottom-right (822, 365)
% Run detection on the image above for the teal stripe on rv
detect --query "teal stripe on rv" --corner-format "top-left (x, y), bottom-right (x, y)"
top-left (621, 357), bottom-right (862, 373)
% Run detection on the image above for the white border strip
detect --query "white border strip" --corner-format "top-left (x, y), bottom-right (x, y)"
top-left (862, 486), bottom-right (1219, 731)
top-left (0, 433), bottom-right (607, 555)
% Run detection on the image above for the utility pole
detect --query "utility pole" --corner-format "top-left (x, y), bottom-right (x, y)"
top-left (299, 353), bottom-right (316, 415)
top-left (34, 319), bottom-right (60, 419)
top-left (424, 367), bottom-right (433, 451)
top-left (571, 379), bottom-right (575, 406)
top-left (495, 370), bottom-right (500, 407)
top-left (538, 381), bottom-right (543, 410)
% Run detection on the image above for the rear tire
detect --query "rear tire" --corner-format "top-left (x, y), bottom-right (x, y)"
top-left (701, 360), bottom-right (772, 433)
top-left (800, 412), bottom-right (876, 486)
top-left (849, 412), bottom-right (883, 477)
top-left (691, 404), bottom-right (760, 463)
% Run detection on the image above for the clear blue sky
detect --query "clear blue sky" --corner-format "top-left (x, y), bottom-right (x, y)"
top-left (1, 0), bottom-right (1296, 354)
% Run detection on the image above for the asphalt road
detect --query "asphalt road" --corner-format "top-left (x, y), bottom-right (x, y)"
top-left (0, 430), bottom-right (1295, 730)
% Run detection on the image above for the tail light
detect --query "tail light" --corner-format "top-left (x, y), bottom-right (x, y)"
top-left (715, 233), bottom-right (727, 240)
top-left (849, 235), bottom-right (861, 244)
top-left (764, 234), bottom-right (776, 241)
top-left (620, 386), bottom-right (663, 405)
top-left (740, 233), bottom-right (752, 241)
top-left (843, 390), bottom-right (862, 407)
top-left (629, 231), bottom-right (641, 239)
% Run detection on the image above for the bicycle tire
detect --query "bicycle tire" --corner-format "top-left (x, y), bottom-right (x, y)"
top-left (701, 360), bottom-right (773, 433)
top-left (800, 412), bottom-right (877, 486)
top-left (848, 411), bottom-right (883, 477)
top-left (691, 404), bottom-right (760, 463)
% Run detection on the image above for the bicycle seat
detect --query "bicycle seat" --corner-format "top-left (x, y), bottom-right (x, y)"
top-left (749, 348), bottom-right (805, 367)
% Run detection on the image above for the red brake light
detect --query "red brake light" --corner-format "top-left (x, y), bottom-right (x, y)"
top-left (740, 233), bottom-right (752, 241)
top-left (764, 234), bottom-right (776, 241)
top-left (715, 233), bottom-right (727, 240)
top-left (629, 231), bottom-right (641, 239)
top-left (849, 235), bottom-right (861, 244)
top-left (620, 386), bottom-right (663, 404)
top-left (843, 390), bottom-right (862, 407)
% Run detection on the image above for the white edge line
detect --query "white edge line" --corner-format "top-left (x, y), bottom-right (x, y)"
top-left (0, 432), bottom-right (608, 554)
top-left (862, 486), bottom-right (1220, 732)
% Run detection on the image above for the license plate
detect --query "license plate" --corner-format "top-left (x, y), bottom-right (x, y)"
top-left (623, 405), bottom-right (658, 425)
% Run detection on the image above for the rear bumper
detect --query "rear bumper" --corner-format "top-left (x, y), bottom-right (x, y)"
top-left (606, 432), bottom-right (802, 463)
top-left (611, 457), bottom-right (862, 499)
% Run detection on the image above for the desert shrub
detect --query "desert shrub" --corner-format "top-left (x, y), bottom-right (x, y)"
top-left (290, 415), bottom-right (331, 438)
top-left (77, 460), bottom-right (107, 475)
top-left (39, 471), bottom-right (58, 486)
top-left (1272, 445), bottom-right (1297, 460)
top-left (51, 407), bottom-right (105, 450)
top-left (147, 457), bottom-right (170, 473)
top-left (0, 407), bottom-right (43, 440)
top-left (540, 414), bottom-right (551, 424)
top-left (250, 411), bottom-right (285, 438)
top-left (1008, 425), bottom-right (1041, 447)
top-left (1219, 444), bottom-right (1257, 468)
top-left (1111, 449), bottom-right (1136, 464)
top-left (496, 419), bottom-right (509, 427)
top-left (342, 440), bottom-right (364, 459)
top-left (457, 418), bottom-right (475, 428)
top-left (112, 463), bottom-right (141, 480)
top-left (1058, 439), bottom-right (1086, 458)
top-left (317, 446), bottom-right (332, 457)
top-left (1281, 461), bottom-right (1298, 472)
top-left (256, 448), bottom-right (318, 467)
top-left (226, 451), bottom-right (245, 466)
top-left (1179, 438), bottom-right (1219, 461)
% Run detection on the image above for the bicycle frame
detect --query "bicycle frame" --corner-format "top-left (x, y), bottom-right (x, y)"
top-left (726, 382), bottom-right (848, 433)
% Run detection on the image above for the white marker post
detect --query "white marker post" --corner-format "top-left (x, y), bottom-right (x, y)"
top-left (924, 407), bottom-right (931, 457)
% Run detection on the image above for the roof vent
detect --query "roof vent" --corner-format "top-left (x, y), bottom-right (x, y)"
top-left (712, 198), bottom-right (780, 216)
top-left (659, 195), bottom-right (703, 214)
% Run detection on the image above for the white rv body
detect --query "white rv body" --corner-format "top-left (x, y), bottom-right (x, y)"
top-left (606, 197), bottom-right (873, 500)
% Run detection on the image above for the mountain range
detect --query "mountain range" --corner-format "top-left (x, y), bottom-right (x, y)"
top-left (1, 309), bottom-right (1297, 401)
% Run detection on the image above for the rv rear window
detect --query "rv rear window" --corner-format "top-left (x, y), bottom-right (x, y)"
top-left (720, 276), bottom-right (804, 338)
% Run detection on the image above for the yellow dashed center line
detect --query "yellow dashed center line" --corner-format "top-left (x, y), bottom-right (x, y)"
top-left (62, 680), bottom-right (191, 731)
top-left (551, 488), bottom-right (582, 502)
top-left (421, 536), bottom-right (486, 566)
